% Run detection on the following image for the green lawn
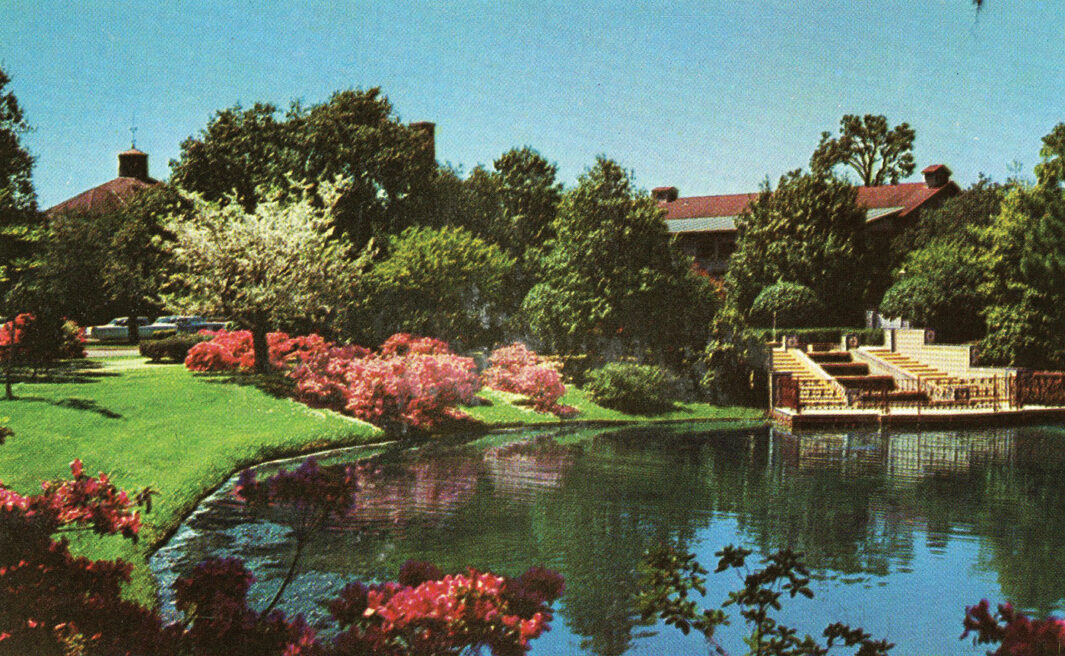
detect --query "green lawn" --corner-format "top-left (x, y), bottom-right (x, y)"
top-left (466, 387), bottom-right (765, 425)
top-left (0, 355), bottom-right (764, 605)
top-left (0, 356), bottom-right (382, 602)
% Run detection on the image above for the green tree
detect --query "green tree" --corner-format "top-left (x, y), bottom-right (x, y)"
top-left (890, 175), bottom-right (1006, 258)
top-left (749, 281), bottom-right (825, 329)
top-left (168, 102), bottom-right (289, 213)
top-left (490, 146), bottom-right (562, 265)
top-left (102, 186), bottom-right (187, 342)
top-left (166, 182), bottom-right (370, 372)
top-left (354, 225), bottom-right (514, 349)
top-left (453, 147), bottom-right (563, 332)
top-left (0, 67), bottom-right (41, 307)
top-left (1034, 122), bottom-right (1065, 189)
top-left (170, 88), bottom-right (435, 246)
top-left (879, 239), bottom-right (989, 343)
top-left (725, 169), bottom-right (868, 325)
top-left (522, 157), bottom-right (714, 364)
top-left (26, 209), bottom-right (114, 325)
top-left (810, 114), bottom-right (916, 186)
top-left (978, 172), bottom-right (1065, 367)
top-left (29, 186), bottom-right (187, 341)
top-left (702, 305), bottom-right (768, 405)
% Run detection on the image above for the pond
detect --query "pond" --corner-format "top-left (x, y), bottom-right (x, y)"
top-left (150, 422), bottom-right (1065, 655)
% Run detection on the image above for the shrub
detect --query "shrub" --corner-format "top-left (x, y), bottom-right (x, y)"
top-left (483, 343), bottom-right (573, 416)
top-left (287, 333), bottom-right (482, 431)
top-left (139, 333), bottom-right (212, 363)
top-left (584, 362), bottom-right (679, 413)
top-left (341, 350), bottom-right (481, 430)
top-left (0, 313), bottom-right (86, 368)
top-left (755, 327), bottom-right (884, 345)
top-left (750, 281), bottom-right (825, 328)
top-left (186, 330), bottom-right (486, 431)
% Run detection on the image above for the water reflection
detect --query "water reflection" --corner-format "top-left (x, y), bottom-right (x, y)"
top-left (151, 423), bottom-right (1065, 656)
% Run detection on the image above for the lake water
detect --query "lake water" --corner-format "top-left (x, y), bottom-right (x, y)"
top-left (150, 422), bottom-right (1065, 655)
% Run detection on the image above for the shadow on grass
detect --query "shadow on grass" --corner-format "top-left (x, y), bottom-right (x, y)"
top-left (4, 359), bottom-right (120, 385)
top-left (11, 395), bottom-right (123, 419)
top-left (195, 370), bottom-right (295, 401)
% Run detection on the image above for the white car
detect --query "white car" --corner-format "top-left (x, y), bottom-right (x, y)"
top-left (86, 317), bottom-right (153, 342)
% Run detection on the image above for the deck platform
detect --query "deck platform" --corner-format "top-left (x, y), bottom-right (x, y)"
top-left (772, 405), bottom-right (1065, 431)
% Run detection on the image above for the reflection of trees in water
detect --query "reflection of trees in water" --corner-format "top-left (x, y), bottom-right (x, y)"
top-left (533, 426), bottom-right (754, 656)
top-left (738, 426), bottom-right (1065, 615)
top-left (971, 427), bottom-right (1065, 615)
top-left (158, 423), bottom-right (1065, 653)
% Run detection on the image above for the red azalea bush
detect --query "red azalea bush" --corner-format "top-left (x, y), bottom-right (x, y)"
top-left (963, 599), bottom-right (1065, 656)
top-left (1, 460), bottom-right (564, 656)
top-left (187, 332), bottom-right (604, 429)
top-left (0, 313), bottom-right (86, 363)
top-left (0, 460), bottom-right (163, 655)
top-left (185, 329), bottom-right (307, 372)
top-left (331, 566), bottom-right (561, 656)
top-left (483, 343), bottom-right (574, 416)
top-left (379, 333), bottom-right (452, 357)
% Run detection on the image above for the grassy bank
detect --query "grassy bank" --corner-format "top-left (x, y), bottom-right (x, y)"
top-left (0, 356), bottom-right (382, 602)
top-left (0, 355), bottom-right (764, 605)
top-left (467, 387), bottom-right (765, 426)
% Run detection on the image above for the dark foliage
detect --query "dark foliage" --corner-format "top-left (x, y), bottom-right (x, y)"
top-left (584, 362), bottom-right (680, 414)
top-left (138, 333), bottom-right (212, 363)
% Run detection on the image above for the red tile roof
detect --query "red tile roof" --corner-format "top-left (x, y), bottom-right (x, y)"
top-left (662, 192), bottom-right (760, 220)
top-left (46, 176), bottom-right (160, 216)
top-left (659, 179), bottom-right (959, 227)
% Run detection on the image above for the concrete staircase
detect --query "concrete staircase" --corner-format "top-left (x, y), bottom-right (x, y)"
top-left (771, 349), bottom-right (846, 408)
top-left (863, 348), bottom-right (963, 384)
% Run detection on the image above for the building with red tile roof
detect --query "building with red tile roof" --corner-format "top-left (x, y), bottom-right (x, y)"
top-left (655, 164), bottom-right (960, 274)
top-left (46, 148), bottom-right (160, 216)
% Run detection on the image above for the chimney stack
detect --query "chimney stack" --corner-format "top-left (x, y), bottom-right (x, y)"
top-left (652, 186), bottom-right (679, 202)
top-left (921, 164), bottom-right (952, 189)
top-left (118, 148), bottom-right (150, 181)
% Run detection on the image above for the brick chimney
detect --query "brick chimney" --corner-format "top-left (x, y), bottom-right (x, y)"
top-left (118, 148), bottom-right (150, 181)
top-left (652, 186), bottom-right (679, 202)
top-left (410, 121), bottom-right (436, 165)
top-left (921, 164), bottom-right (952, 189)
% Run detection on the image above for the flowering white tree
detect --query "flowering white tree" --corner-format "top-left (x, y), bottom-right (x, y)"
top-left (167, 180), bottom-right (371, 372)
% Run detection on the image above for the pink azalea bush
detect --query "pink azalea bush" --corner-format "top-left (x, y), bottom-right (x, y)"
top-left (188, 330), bottom-right (481, 431)
top-left (483, 343), bottom-right (574, 417)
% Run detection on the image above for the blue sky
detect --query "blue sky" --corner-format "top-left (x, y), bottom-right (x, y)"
top-left (3, 1), bottom-right (1063, 208)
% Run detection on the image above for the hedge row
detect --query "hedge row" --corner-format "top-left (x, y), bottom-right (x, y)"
top-left (139, 333), bottom-right (213, 363)
top-left (758, 327), bottom-right (884, 345)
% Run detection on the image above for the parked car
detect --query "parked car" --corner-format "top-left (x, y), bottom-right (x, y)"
top-left (86, 317), bottom-right (153, 342)
top-left (144, 316), bottom-right (228, 334)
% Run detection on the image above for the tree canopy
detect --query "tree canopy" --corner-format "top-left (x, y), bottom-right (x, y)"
top-left (354, 225), bottom-right (514, 349)
top-left (725, 169), bottom-right (868, 325)
top-left (0, 67), bottom-right (41, 307)
top-left (170, 88), bottom-right (436, 246)
top-left (522, 157), bottom-right (714, 363)
top-left (27, 185), bottom-right (187, 338)
top-left (810, 114), bottom-right (916, 186)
